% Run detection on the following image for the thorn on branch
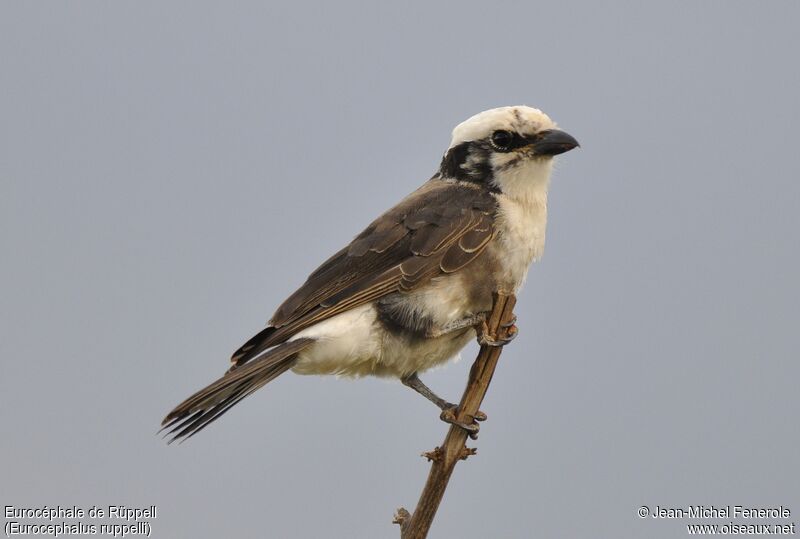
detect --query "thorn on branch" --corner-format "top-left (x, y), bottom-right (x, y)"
top-left (459, 447), bottom-right (477, 461)
top-left (393, 507), bottom-right (411, 532)
top-left (421, 447), bottom-right (443, 462)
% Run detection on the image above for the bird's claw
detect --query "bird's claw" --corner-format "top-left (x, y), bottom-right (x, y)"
top-left (477, 320), bottom-right (518, 347)
top-left (500, 314), bottom-right (517, 329)
top-left (440, 404), bottom-right (487, 439)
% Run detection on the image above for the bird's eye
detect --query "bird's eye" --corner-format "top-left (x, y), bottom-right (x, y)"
top-left (490, 130), bottom-right (514, 151)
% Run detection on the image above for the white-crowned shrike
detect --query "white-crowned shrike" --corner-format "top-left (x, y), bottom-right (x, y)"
top-left (163, 106), bottom-right (578, 442)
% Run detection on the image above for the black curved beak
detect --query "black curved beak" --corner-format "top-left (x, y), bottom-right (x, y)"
top-left (532, 129), bottom-right (580, 156)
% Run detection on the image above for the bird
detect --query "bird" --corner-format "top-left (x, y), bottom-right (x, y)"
top-left (162, 105), bottom-right (579, 443)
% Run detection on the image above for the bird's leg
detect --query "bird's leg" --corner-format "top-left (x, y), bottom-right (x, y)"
top-left (401, 372), bottom-right (450, 409)
top-left (426, 312), bottom-right (518, 347)
top-left (476, 313), bottom-right (518, 347)
top-left (424, 312), bottom-right (487, 338)
top-left (401, 372), bottom-right (486, 438)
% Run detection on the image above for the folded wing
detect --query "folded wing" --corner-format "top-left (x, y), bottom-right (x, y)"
top-left (230, 180), bottom-right (497, 368)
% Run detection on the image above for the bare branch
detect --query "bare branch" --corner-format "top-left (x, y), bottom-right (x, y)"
top-left (395, 292), bottom-right (517, 539)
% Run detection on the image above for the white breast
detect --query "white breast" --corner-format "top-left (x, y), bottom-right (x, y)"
top-left (493, 195), bottom-right (547, 291)
top-left (490, 157), bottom-right (552, 291)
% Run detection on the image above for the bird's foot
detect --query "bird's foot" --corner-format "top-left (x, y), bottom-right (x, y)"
top-left (440, 403), bottom-right (487, 439)
top-left (476, 316), bottom-right (518, 347)
top-left (401, 373), bottom-right (487, 438)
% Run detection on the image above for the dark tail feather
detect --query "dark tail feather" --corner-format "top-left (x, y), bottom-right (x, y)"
top-left (229, 325), bottom-right (279, 368)
top-left (161, 338), bottom-right (314, 443)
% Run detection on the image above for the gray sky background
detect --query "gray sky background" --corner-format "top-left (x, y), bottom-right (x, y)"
top-left (2, 2), bottom-right (798, 538)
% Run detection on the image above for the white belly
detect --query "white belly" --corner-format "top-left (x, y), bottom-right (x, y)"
top-left (290, 303), bottom-right (473, 378)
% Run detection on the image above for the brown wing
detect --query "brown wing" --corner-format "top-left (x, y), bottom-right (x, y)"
top-left (230, 180), bottom-right (496, 367)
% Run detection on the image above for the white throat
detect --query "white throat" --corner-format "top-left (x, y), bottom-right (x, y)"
top-left (491, 155), bottom-right (553, 205)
